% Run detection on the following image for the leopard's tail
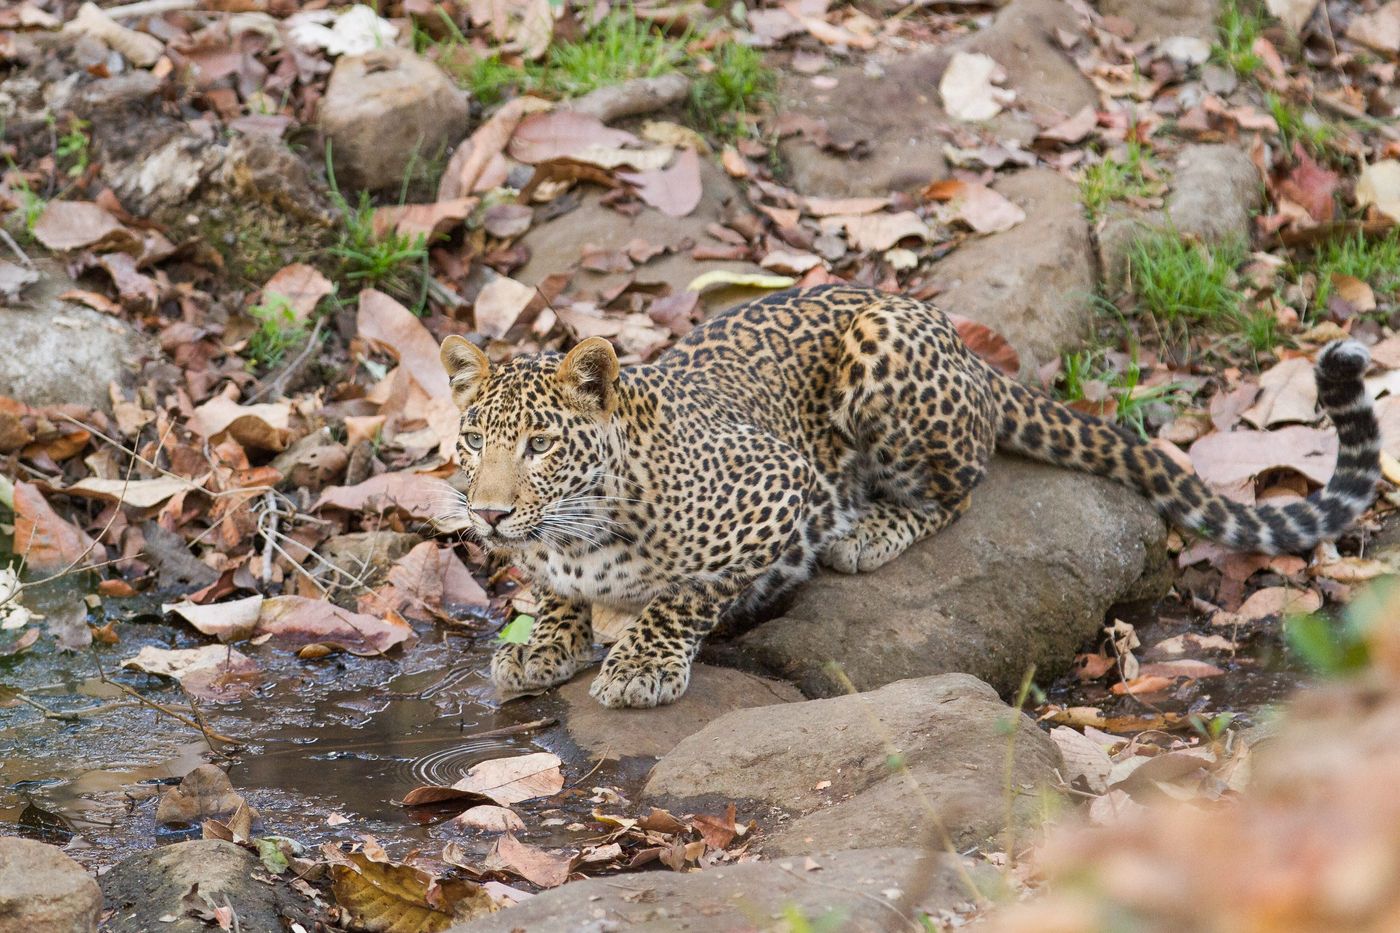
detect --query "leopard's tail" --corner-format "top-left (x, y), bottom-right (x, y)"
top-left (991, 340), bottom-right (1380, 554)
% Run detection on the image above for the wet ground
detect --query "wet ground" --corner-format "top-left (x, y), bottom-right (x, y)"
top-left (0, 573), bottom-right (631, 871)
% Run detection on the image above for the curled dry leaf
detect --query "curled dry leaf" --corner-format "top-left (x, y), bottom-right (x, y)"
top-left (331, 852), bottom-right (498, 932)
top-left (1356, 160), bottom-right (1400, 224)
top-left (372, 198), bottom-right (478, 241)
top-left (121, 644), bottom-right (261, 700)
top-left (357, 289), bottom-right (451, 400)
top-left (1224, 586), bottom-right (1323, 622)
top-left (452, 805), bottom-right (525, 833)
top-left (156, 764), bottom-right (256, 826)
top-left (62, 475), bottom-right (204, 510)
top-left (687, 270), bottom-right (796, 293)
top-left (822, 212), bottom-right (930, 251)
top-left (439, 96), bottom-right (552, 201)
top-left (508, 110), bottom-right (639, 165)
top-left (256, 595), bottom-right (417, 655)
top-left (31, 201), bottom-right (131, 253)
top-left (1278, 146), bottom-right (1339, 224)
top-left (164, 595), bottom-right (264, 642)
top-left (1188, 426), bottom-right (1337, 498)
top-left (13, 481), bottom-right (99, 574)
top-left (1240, 357), bottom-right (1317, 428)
top-left (619, 148), bottom-right (703, 218)
top-left (1050, 726), bottom-right (1113, 794)
top-left (803, 196), bottom-right (890, 217)
top-left (188, 389), bottom-right (292, 451)
top-left (948, 183), bottom-right (1026, 234)
top-left (485, 833), bottom-right (574, 888)
top-left (1038, 105), bottom-right (1098, 145)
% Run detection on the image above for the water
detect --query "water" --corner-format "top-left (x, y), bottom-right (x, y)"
top-left (0, 574), bottom-right (592, 869)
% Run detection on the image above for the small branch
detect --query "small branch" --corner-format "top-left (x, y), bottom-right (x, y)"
top-left (91, 651), bottom-right (240, 747)
top-left (245, 318), bottom-right (324, 404)
top-left (0, 229), bottom-right (32, 268)
top-left (102, 0), bottom-right (198, 18)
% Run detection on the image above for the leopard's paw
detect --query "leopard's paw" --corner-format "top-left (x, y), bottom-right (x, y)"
top-left (588, 650), bottom-right (691, 709)
top-left (821, 522), bottom-right (913, 574)
top-left (490, 642), bottom-right (586, 691)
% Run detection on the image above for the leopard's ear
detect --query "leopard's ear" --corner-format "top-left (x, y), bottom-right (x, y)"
top-left (440, 336), bottom-right (490, 409)
top-left (557, 336), bottom-right (620, 414)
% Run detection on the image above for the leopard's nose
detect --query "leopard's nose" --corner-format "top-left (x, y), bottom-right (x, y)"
top-left (473, 508), bottom-right (513, 528)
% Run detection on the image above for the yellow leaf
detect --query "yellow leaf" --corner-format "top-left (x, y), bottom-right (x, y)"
top-left (686, 270), bottom-right (796, 293)
top-left (331, 853), bottom-right (497, 932)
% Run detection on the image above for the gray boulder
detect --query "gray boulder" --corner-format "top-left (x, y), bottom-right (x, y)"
top-left (643, 673), bottom-right (1063, 855)
top-left (732, 457), bottom-right (1169, 697)
top-left (100, 839), bottom-right (309, 933)
top-left (0, 259), bottom-right (147, 409)
top-left (1099, 0), bottom-right (1220, 41)
top-left (447, 847), bottom-right (974, 932)
top-left (321, 47), bottom-right (470, 192)
top-left (930, 168), bottom-right (1096, 373)
top-left (0, 837), bottom-right (101, 933)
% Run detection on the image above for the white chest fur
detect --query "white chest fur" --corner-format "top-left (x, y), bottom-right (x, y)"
top-left (517, 539), bottom-right (659, 611)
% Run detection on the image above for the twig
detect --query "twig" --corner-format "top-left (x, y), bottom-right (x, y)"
top-left (0, 228), bottom-right (32, 268)
top-left (245, 318), bottom-right (324, 404)
top-left (15, 693), bottom-right (128, 722)
top-left (102, 0), bottom-right (198, 18)
top-left (1315, 93), bottom-right (1400, 142)
top-left (259, 491), bottom-right (278, 585)
top-left (459, 717), bottom-right (556, 741)
top-left (91, 650), bottom-right (240, 747)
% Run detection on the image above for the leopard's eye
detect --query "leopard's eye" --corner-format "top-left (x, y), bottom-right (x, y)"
top-left (463, 432), bottom-right (485, 452)
top-left (529, 435), bottom-right (554, 455)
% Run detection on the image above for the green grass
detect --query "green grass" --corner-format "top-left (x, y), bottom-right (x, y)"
top-left (1305, 231), bottom-right (1400, 313)
top-left (324, 148), bottom-right (430, 308)
top-left (245, 295), bottom-right (308, 371)
top-left (537, 14), bottom-right (685, 98)
top-left (1126, 232), bottom-right (1278, 352)
top-left (12, 178), bottom-right (45, 240)
top-left (1267, 93), bottom-right (1338, 158)
top-left (690, 43), bottom-right (774, 140)
top-left (1080, 139), bottom-right (1156, 217)
top-left (1212, 0), bottom-right (1267, 76)
top-left (1056, 348), bottom-right (1189, 439)
top-left (56, 118), bottom-right (90, 179)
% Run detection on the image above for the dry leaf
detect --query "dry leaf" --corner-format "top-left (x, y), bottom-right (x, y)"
top-left (12, 482), bottom-right (98, 574)
top-left (31, 201), bottom-right (131, 252)
top-left (760, 250), bottom-right (823, 274)
top-left (823, 212), bottom-right (930, 251)
top-left (439, 96), bottom-right (551, 200)
top-left (261, 263), bottom-right (334, 319)
top-left (1231, 586), bottom-right (1323, 621)
top-left (949, 314), bottom-right (1020, 376)
top-left (315, 472), bottom-right (457, 521)
top-left (156, 765), bottom-right (255, 826)
top-left (474, 275), bottom-right (537, 339)
top-left (1346, 1), bottom-right (1400, 55)
top-left (1279, 146), bottom-right (1339, 224)
top-left (949, 183), bottom-right (1026, 234)
top-left (1356, 160), bottom-right (1400, 223)
top-left (188, 389), bottom-right (292, 451)
top-left (164, 595), bottom-right (264, 642)
top-left (508, 110), bottom-right (639, 164)
top-left (256, 595), bottom-right (417, 655)
top-left (402, 752), bottom-right (563, 808)
top-left (940, 52), bottom-right (1014, 122)
top-left (1241, 357), bottom-right (1317, 428)
top-left (485, 833), bottom-right (573, 888)
top-left (1331, 274), bottom-right (1377, 314)
top-left (803, 196), bottom-right (890, 217)
top-left (63, 476), bottom-right (203, 510)
top-left (122, 644), bottom-right (261, 700)
top-left (358, 290), bottom-right (451, 400)
top-left (1050, 726), bottom-right (1113, 794)
top-left (1266, 0), bottom-right (1320, 33)
top-left (687, 270), bottom-right (796, 293)
top-left (452, 805), bottom-right (525, 833)
top-left (619, 148), bottom-right (703, 218)
top-left (1038, 105), bottom-right (1097, 144)
top-left (372, 198), bottom-right (477, 241)
top-left (1189, 426), bottom-right (1337, 498)
top-left (331, 852), bottom-right (497, 932)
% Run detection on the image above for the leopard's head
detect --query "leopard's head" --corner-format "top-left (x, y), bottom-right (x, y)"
top-left (438, 335), bottom-right (621, 548)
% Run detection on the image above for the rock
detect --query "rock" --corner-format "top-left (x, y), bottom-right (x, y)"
top-left (1099, 144), bottom-right (1262, 291)
top-left (0, 837), bottom-right (101, 933)
top-left (930, 168), bottom-right (1095, 373)
top-left (548, 662), bottom-right (802, 759)
top-left (446, 847), bottom-right (971, 932)
top-left (318, 531), bottom-right (425, 587)
top-left (515, 157), bottom-right (766, 314)
top-left (565, 73), bottom-right (692, 123)
top-left (1099, 0), bottom-right (1220, 41)
top-left (101, 839), bottom-right (309, 933)
top-left (643, 673), bottom-right (1063, 854)
top-left (730, 457), bottom-right (1169, 697)
top-left (777, 0), bottom-right (1093, 197)
top-left (0, 259), bottom-right (147, 409)
top-left (320, 47), bottom-right (470, 192)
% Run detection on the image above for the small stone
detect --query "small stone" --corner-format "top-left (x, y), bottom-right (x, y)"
top-left (320, 46), bottom-right (469, 192)
top-left (0, 838), bottom-right (101, 933)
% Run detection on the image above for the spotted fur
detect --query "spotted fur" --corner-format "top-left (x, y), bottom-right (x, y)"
top-left (440, 285), bottom-right (1379, 708)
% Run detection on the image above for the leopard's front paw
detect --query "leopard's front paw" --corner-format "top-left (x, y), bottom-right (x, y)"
top-left (490, 642), bottom-right (587, 692)
top-left (588, 648), bottom-right (691, 709)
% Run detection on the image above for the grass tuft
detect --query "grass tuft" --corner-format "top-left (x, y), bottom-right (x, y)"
top-left (1267, 93), bottom-right (1338, 159)
top-left (691, 43), bottom-right (774, 140)
top-left (1126, 233), bottom-right (1277, 352)
top-left (1080, 140), bottom-right (1156, 218)
top-left (1212, 0), bottom-right (1266, 76)
top-left (324, 148), bottom-right (430, 308)
top-left (540, 14), bottom-right (685, 98)
top-left (1306, 231), bottom-right (1400, 312)
top-left (245, 295), bottom-right (308, 371)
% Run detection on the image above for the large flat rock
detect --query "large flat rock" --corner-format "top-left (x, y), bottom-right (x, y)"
top-left (643, 673), bottom-right (1063, 855)
top-left (777, 0), bottom-right (1094, 197)
top-left (448, 847), bottom-right (972, 932)
top-left (931, 168), bottom-right (1096, 373)
top-left (732, 457), bottom-right (1170, 697)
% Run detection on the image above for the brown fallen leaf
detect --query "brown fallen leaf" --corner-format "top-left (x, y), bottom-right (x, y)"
top-left (1226, 586), bottom-right (1323, 622)
top-left (1138, 659), bottom-right (1227, 679)
top-left (949, 315), bottom-right (1020, 376)
top-left (485, 833), bottom-right (574, 888)
top-left (1346, 1), bottom-right (1400, 55)
top-left (256, 595), bottom-right (417, 655)
top-left (402, 751), bottom-right (564, 808)
top-left (121, 645), bottom-right (261, 701)
top-left (0, 628), bottom-right (40, 658)
top-left (62, 476), bottom-right (204, 510)
top-left (619, 148), bottom-right (703, 218)
top-left (188, 389), bottom-right (292, 451)
top-left (13, 482), bottom-right (99, 574)
top-left (261, 263), bottom-right (335, 319)
top-left (1240, 357), bottom-right (1317, 428)
top-left (156, 764), bottom-right (257, 826)
top-left (1188, 426), bottom-right (1337, 499)
top-left (803, 195), bottom-right (890, 217)
top-left (372, 197), bottom-right (478, 241)
top-left (452, 805), bottom-right (525, 833)
top-left (1278, 145), bottom-right (1339, 224)
top-left (331, 852), bottom-right (498, 932)
top-left (357, 290), bottom-right (451, 400)
top-left (439, 96), bottom-right (551, 200)
top-left (1355, 160), bottom-right (1400, 223)
top-left (508, 109), bottom-right (639, 164)
top-left (1330, 274), bottom-right (1377, 315)
top-left (1038, 105), bottom-right (1098, 144)
top-left (823, 212), bottom-right (929, 251)
top-left (474, 275), bottom-right (538, 339)
top-left (30, 200), bottom-right (133, 252)
top-left (361, 541), bottom-right (488, 621)
top-left (1110, 675), bottom-right (1175, 696)
top-left (691, 803), bottom-right (740, 849)
top-left (948, 183), bottom-right (1026, 234)
top-left (164, 595), bottom-right (264, 642)
top-left (314, 472), bottom-right (457, 522)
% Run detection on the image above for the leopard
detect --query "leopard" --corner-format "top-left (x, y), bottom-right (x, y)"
top-left (438, 284), bottom-right (1380, 709)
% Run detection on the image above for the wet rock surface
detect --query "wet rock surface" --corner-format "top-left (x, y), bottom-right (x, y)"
top-left (643, 673), bottom-right (1063, 855)
top-left (0, 259), bottom-right (148, 410)
top-left (100, 839), bottom-right (310, 933)
top-left (320, 47), bottom-right (470, 192)
top-left (728, 458), bottom-right (1169, 697)
top-left (930, 168), bottom-right (1096, 372)
top-left (0, 837), bottom-right (101, 933)
top-left (1099, 0), bottom-right (1220, 41)
top-left (448, 846), bottom-right (971, 932)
